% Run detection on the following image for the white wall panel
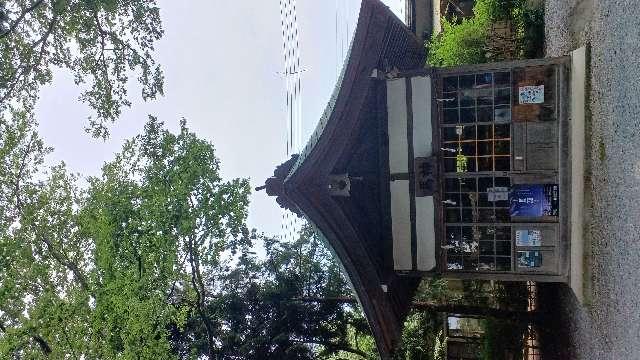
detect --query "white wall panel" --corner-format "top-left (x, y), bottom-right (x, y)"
top-left (415, 196), bottom-right (436, 271)
top-left (411, 76), bottom-right (432, 158)
top-left (390, 180), bottom-right (412, 270)
top-left (387, 79), bottom-right (408, 174)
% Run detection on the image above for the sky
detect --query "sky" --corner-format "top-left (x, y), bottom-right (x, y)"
top-left (36, 0), bottom-right (405, 237)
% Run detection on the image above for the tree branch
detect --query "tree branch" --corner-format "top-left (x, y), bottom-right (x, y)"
top-left (0, 320), bottom-right (52, 355)
top-left (0, 0), bottom-right (46, 39)
top-left (289, 297), bottom-right (358, 305)
top-left (13, 133), bottom-right (36, 213)
top-left (0, 13), bottom-right (59, 104)
top-left (289, 338), bottom-right (371, 359)
top-left (39, 235), bottom-right (90, 292)
top-left (187, 234), bottom-right (215, 359)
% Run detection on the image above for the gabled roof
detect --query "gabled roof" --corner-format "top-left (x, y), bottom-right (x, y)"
top-left (264, 1), bottom-right (426, 357)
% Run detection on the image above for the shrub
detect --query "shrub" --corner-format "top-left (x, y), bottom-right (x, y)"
top-left (427, 0), bottom-right (492, 66)
top-left (427, 0), bottom-right (544, 66)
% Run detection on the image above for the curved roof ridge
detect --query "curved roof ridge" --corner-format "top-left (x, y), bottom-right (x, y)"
top-left (285, 0), bottom-right (417, 181)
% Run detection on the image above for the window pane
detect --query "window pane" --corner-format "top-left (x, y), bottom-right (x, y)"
top-left (495, 71), bottom-right (511, 86)
top-left (494, 106), bottom-right (511, 123)
top-left (444, 76), bottom-right (458, 91)
top-left (478, 177), bottom-right (493, 192)
top-left (477, 141), bottom-right (493, 156)
top-left (478, 226), bottom-right (494, 240)
top-left (445, 193), bottom-right (461, 206)
top-left (442, 126), bottom-right (458, 142)
top-left (495, 123), bottom-right (510, 138)
top-left (461, 226), bottom-right (474, 241)
top-left (496, 256), bottom-right (511, 271)
top-left (476, 73), bottom-right (493, 87)
top-left (477, 89), bottom-right (493, 106)
top-left (495, 177), bottom-right (511, 187)
top-left (443, 92), bottom-right (458, 108)
top-left (478, 106), bottom-right (493, 122)
top-left (480, 241), bottom-right (494, 255)
top-left (460, 193), bottom-right (473, 207)
top-left (460, 178), bottom-right (476, 192)
top-left (496, 241), bottom-right (511, 256)
top-left (494, 88), bottom-right (510, 105)
top-left (478, 157), bottom-right (493, 171)
top-left (447, 256), bottom-right (463, 270)
top-left (462, 125), bottom-right (476, 140)
top-left (444, 158), bottom-right (457, 172)
top-left (444, 109), bottom-right (459, 124)
top-left (461, 142), bottom-right (476, 157)
top-left (479, 209), bottom-right (495, 222)
top-left (446, 209), bottom-right (462, 222)
top-left (460, 74), bottom-right (475, 89)
top-left (460, 107), bottom-right (476, 123)
top-left (495, 226), bottom-right (511, 240)
top-left (462, 209), bottom-right (474, 222)
top-left (495, 140), bottom-right (510, 155)
top-left (479, 256), bottom-right (496, 270)
top-left (445, 178), bottom-right (460, 192)
top-left (477, 124), bottom-right (493, 140)
top-left (460, 90), bottom-right (475, 107)
top-left (446, 226), bottom-right (462, 241)
top-left (495, 157), bottom-right (510, 171)
top-left (495, 208), bottom-right (511, 222)
top-left (463, 256), bottom-right (479, 270)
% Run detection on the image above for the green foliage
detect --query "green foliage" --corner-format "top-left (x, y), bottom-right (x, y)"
top-left (0, 114), bottom-right (253, 359)
top-left (172, 225), bottom-right (378, 360)
top-left (394, 310), bottom-right (444, 360)
top-left (0, 0), bottom-right (164, 138)
top-left (480, 318), bottom-right (525, 360)
top-left (427, 0), bottom-right (493, 66)
top-left (0, 115), bottom-right (377, 358)
top-left (427, 0), bottom-right (545, 66)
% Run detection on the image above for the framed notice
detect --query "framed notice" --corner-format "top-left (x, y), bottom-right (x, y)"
top-left (516, 230), bottom-right (542, 246)
top-left (519, 85), bottom-right (544, 104)
top-left (509, 184), bottom-right (559, 217)
top-left (517, 251), bottom-right (542, 268)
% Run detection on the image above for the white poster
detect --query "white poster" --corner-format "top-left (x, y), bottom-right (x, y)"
top-left (516, 229), bottom-right (542, 246)
top-left (519, 85), bottom-right (544, 104)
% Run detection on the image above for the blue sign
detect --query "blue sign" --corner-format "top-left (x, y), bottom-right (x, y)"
top-left (510, 184), bottom-right (558, 217)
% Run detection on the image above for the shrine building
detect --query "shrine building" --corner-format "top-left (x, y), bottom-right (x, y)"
top-left (260, 0), bottom-right (586, 357)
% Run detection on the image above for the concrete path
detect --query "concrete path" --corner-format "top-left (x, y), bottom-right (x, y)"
top-left (542, 0), bottom-right (640, 359)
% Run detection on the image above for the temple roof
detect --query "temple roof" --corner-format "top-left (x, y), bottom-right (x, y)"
top-left (263, 0), bottom-right (426, 357)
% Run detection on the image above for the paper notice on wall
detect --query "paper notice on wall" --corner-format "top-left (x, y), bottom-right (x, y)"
top-left (516, 229), bottom-right (542, 246)
top-left (517, 251), bottom-right (542, 268)
top-left (510, 184), bottom-right (559, 217)
top-left (487, 187), bottom-right (509, 202)
top-left (519, 85), bottom-right (544, 104)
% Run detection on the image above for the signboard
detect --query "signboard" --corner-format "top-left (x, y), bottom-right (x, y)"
top-left (519, 85), bottom-right (544, 104)
top-left (516, 229), bottom-right (542, 246)
top-left (509, 184), bottom-right (559, 217)
top-left (518, 251), bottom-right (542, 268)
top-left (487, 187), bottom-right (509, 202)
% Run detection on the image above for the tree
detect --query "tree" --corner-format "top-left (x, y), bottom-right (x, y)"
top-left (0, 113), bottom-right (252, 358)
top-left (0, 0), bottom-right (164, 138)
top-left (171, 225), bottom-right (378, 360)
top-left (0, 113), bottom-right (379, 359)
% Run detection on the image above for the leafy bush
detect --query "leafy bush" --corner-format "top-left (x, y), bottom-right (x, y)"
top-left (427, 0), bottom-right (492, 66)
top-left (427, 0), bottom-right (545, 66)
top-left (480, 318), bottom-right (526, 360)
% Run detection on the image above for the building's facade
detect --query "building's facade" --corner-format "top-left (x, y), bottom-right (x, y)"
top-left (260, 0), bottom-right (585, 357)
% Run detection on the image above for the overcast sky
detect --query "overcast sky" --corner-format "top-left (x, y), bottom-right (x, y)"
top-left (35, 0), bottom-right (404, 237)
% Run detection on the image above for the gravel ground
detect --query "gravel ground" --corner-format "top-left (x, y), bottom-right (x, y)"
top-left (542, 0), bottom-right (640, 359)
